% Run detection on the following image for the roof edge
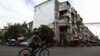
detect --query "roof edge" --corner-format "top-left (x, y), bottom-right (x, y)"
top-left (35, 0), bottom-right (50, 8)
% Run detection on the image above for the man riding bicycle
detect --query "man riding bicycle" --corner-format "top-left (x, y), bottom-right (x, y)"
top-left (18, 29), bottom-right (49, 56)
top-left (28, 29), bottom-right (43, 53)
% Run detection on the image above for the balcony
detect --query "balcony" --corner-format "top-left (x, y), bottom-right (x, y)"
top-left (58, 16), bottom-right (70, 26)
top-left (77, 18), bottom-right (82, 22)
top-left (76, 14), bottom-right (83, 22)
top-left (59, 2), bottom-right (70, 11)
top-left (71, 7), bottom-right (77, 15)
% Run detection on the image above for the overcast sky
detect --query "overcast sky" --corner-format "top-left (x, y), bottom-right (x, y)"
top-left (0, 0), bottom-right (100, 38)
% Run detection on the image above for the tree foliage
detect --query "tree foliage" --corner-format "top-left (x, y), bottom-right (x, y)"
top-left (0, 30), bottom-right (4, 39)
top-left (4, 23), bottom-right (27, 40)
top-left (36, 25), bottom-right (55, 46)
top-left (38, 25), bottom-right (55, 41)
top-left (39, 25), bottom-right (54, 38)
top-left (3, 22), bottom-right (55, 44)
top-left (3, 22), bottom-right (35, 41)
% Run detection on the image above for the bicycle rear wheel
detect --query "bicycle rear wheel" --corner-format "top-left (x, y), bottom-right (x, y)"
top-left (39, 48), bottom-right (49, 56)
top-left (18, 48), bottom-right (32, 56)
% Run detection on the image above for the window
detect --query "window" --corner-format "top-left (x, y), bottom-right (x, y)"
top-left (59, 16), bottom-right (70, 20)
top-left (35, 9), bottom-right (36, 12)
top-left (59, 10), bottom-right (68, 16)
top-left (66, 1), bottom-right (71, 6)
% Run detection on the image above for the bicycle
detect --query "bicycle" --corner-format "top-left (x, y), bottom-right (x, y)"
top-left (18, 43), bottom-right (50, 56)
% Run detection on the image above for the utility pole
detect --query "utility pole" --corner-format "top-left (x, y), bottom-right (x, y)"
top-left (54, 0), bottom-right (60, 45)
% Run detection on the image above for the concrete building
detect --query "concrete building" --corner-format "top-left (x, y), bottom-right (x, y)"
top-left (34, 0), bottom-right (97, 46)
top-left (34, 0), bottom-right (56, 28)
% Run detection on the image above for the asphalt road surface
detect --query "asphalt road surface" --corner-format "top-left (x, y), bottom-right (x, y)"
top-left (0, 45), bottom-right (100, 56)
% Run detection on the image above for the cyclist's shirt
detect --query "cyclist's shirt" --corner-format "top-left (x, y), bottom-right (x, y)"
top-left (28, 35), bottom-right (40, 45)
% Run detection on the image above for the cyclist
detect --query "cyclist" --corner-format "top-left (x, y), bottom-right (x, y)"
top-left (28, 29), bottom-right (43, 55)
top-left (18, 29), bottom-right (50, 56)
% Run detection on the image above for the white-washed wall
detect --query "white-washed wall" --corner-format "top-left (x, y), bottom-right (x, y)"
top-left (34, 0), bottom-right (55, 28)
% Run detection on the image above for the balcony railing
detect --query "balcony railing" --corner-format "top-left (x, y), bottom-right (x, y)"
top-left (58, 16), bottom-right (70, 26)
top-left (59, 3), bottom-right (70, 11)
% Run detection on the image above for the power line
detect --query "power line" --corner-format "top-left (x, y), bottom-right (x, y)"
top-left (84, 22), bottom-right (100, 26)
top-left (84, 22), bottom-right (100, 24)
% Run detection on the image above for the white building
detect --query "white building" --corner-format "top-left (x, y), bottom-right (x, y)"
top-left (34, 0), bottom-right (56, 28)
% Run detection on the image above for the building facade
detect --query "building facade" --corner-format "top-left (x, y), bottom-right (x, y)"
top-left (57, 1), bottom-right (97, 46)
top-left (34, 0), bottom-right (97, 46)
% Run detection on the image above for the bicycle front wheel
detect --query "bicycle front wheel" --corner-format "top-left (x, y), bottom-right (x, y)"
top-left (39, 48), bottom-right (49, 56)
top-left (18, 48), bottom-right (32, 56)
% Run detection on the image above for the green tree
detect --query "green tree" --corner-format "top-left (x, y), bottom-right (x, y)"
top-left (0, 29), bottom-right (4, 40)
top-left (22, 21), bottom-right (28, 29)
top-left (4, 23), bottom-right (26, 40)
top-left (39, 25), bottom-right (54, 39)
top-left (25, 31), bottom-right (34, 39)
top-left (38, 25), bottom-right (55, 46)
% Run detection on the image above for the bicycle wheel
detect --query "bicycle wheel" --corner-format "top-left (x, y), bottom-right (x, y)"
top-left (39, 48), bottom-right (49, 56)
top-left (18, 48), bottom-right (32, 56)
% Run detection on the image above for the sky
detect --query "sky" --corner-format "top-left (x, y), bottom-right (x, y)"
top-left (0, 0), bottom-right (100, 38)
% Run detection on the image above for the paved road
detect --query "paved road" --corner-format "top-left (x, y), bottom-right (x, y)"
top-left (0, 45), bottom-right (100, 56)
